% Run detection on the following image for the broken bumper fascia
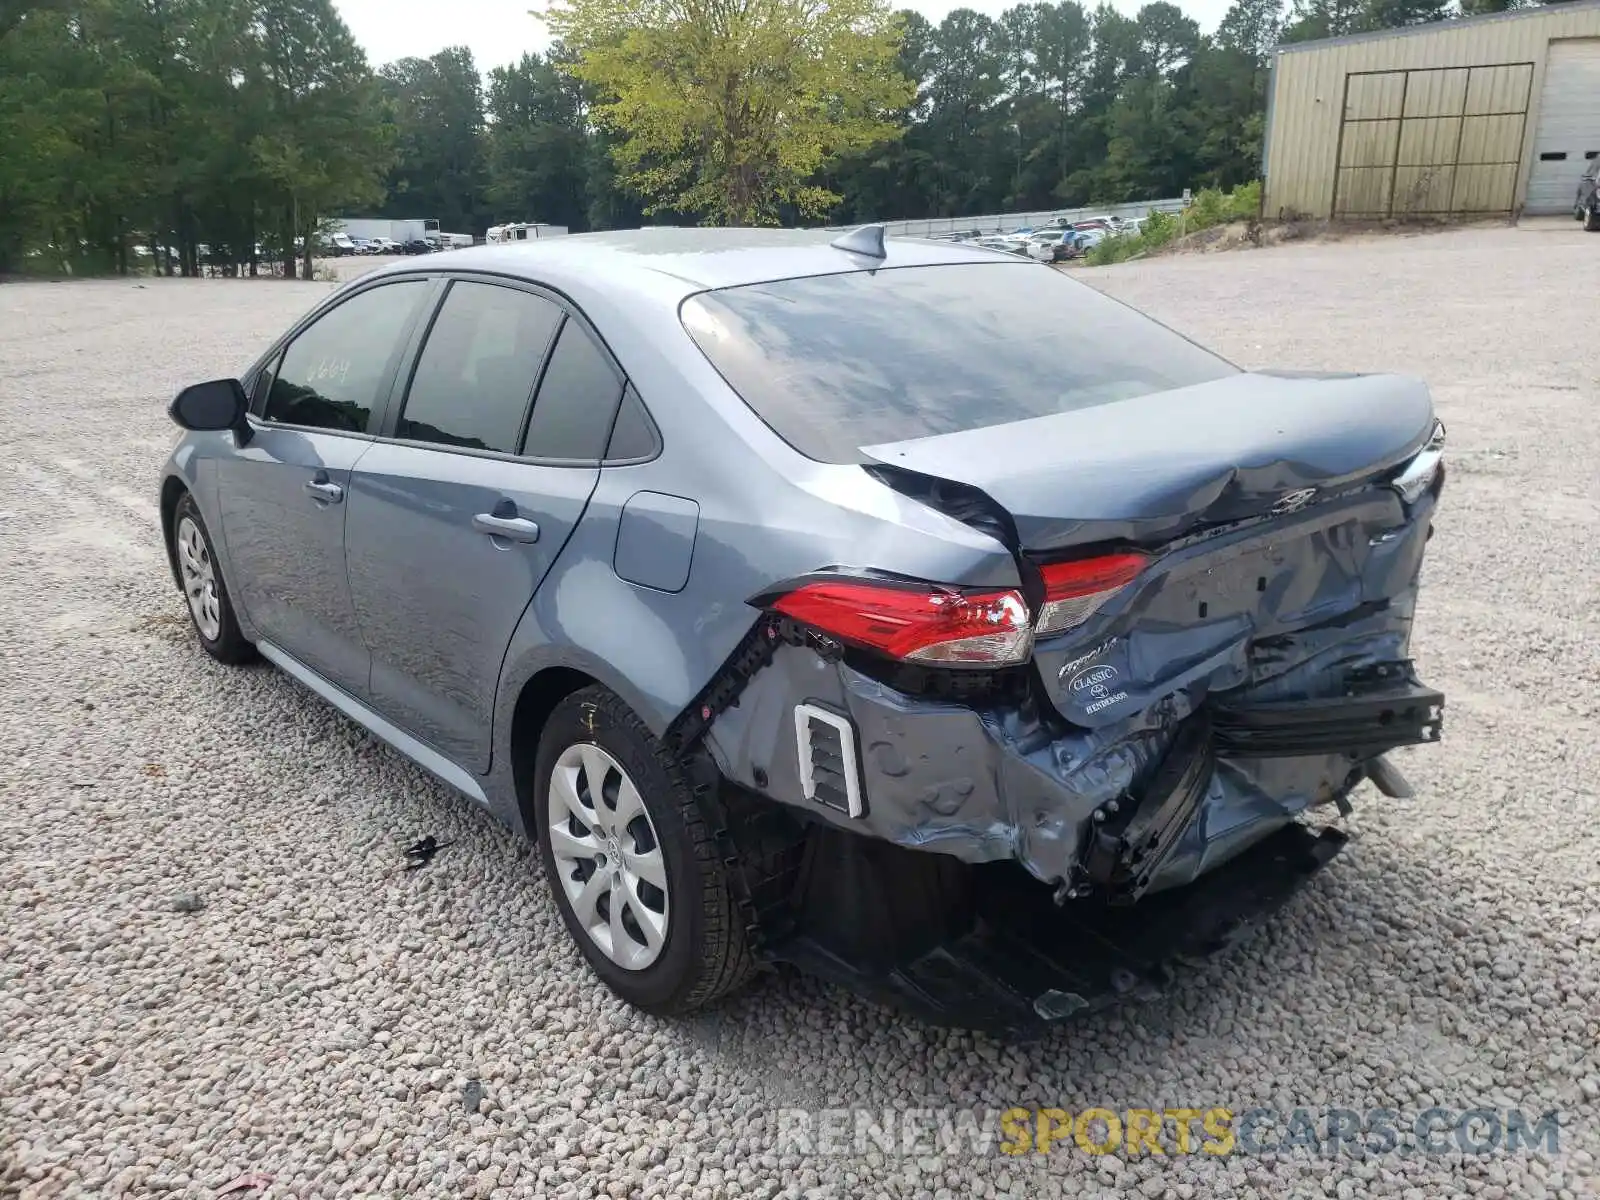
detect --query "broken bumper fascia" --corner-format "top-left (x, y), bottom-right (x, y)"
top-left (769, 821), bottom-right (1350, 1035)
top-left (680, 615), bottom-right (1438, 1032)
top-left (701, 619), bottom-right (1441, 900)
top-left (1078, 672), bottom-right (1439, 904)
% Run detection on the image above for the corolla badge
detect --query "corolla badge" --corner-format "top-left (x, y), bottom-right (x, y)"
top-left (1067, 664), bottom-right (1120, 698)
top-left (1271, 486), bottom-right (1319, 515)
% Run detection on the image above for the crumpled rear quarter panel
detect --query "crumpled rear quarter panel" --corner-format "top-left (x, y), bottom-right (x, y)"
top-left (704, 485), bottom-right (1439, 892)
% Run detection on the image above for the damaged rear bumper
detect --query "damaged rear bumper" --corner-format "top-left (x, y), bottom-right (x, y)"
top-left (679, 484), bottom-right (1444, 1025)
top-left (702, 619), bottom-right (1442, 901)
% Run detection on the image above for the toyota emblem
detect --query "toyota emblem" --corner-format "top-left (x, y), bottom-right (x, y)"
top-left (1270, 487), bottom-right (1319, 515)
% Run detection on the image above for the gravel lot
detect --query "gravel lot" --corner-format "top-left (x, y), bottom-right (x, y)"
top-left (3, 227), bottom-right (1597, 1199)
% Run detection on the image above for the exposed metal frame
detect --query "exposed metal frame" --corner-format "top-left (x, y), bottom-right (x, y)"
top-left (1330, 61), bottom-right (1536, 219)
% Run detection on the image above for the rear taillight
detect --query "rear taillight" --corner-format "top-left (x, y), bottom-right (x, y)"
top-left (1035, 552), bottom-right (1150, 637)
top-left (771, 580), bottom-right (1033, 667)
top-left (1390, 419), bottom-right (1446, 504)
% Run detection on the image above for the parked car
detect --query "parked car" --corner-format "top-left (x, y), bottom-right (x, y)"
top-left (1024, 230), bottom-right (1073, 262)
top-left (1052, 237), bottom-right (1086, 263)
top-left (369, 237), bottom-right (401, 254)
top-left (158, 227), bottom-right (1446, 1033)
top-left (400, 238), bottom-right (434, 255)
top-left (1576, 158), bottom-right (1599, 231)
top-left (325, 232), bottom-right (357, 257)
top-left (974, 235), bottom-right (1029, 256)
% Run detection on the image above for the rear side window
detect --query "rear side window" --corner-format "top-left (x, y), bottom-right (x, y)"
top-left (681, 263), bottom-right (1236, 463)
top-left (605, 385), bottom-right (658, 461)
top-left (523, 319), bottom-right (625, 461)
top-left (399, 281), bottom-right (562, 453)
top-left (264, 281), bottom-right (425, 433)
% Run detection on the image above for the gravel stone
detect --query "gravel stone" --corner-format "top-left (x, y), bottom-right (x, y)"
top-left (1, 228), bottom-right (1597, 1197)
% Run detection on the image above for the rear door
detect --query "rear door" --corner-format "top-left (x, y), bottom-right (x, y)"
top-left (218, 278), bottom-right (430, 696)
top-left (344, 278), bottom-right (628, 772)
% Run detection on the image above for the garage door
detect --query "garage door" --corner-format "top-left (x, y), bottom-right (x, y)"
top-left (1526, 39), bottom-right (1600, 215)
top-left (1332, 63), bottom-right (1533, 218)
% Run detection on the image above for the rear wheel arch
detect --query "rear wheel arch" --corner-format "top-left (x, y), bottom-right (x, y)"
top-left (510, 666), bottom-right (598, 831)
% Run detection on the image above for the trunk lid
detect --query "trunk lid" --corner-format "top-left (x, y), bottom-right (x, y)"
top-left (859, 371), bottom-right (1434, 552)
top-left (861, 371), bottom-right (1438, 728)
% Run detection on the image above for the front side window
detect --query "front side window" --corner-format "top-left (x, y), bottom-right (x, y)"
top-left (522, 319), bottom-right (625, 461)
top-left (680, 263), bottom-right (1236, 463)
top-left (264, 280), bottom-right (425, 433)
top-left (398, 281), bottom-right (563, 453)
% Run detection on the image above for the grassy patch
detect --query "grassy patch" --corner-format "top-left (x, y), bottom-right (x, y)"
top-left (1085, 181), bottom-right (1261, 266)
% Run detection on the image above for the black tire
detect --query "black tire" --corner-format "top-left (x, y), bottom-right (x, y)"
top-left (1584, 206), bottom-right (1600, 232)
top-left (171, 492), bottom-right (256, 665)
top-left (533, 685), bottom-right (754, 1013)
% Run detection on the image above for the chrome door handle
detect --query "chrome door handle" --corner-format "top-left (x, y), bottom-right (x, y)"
top-left (472, 513), bottom-right (540, 542)
top-left (304, 479), bottom-right (343, 503)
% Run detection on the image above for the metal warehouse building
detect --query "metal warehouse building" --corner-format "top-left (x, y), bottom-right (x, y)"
top-left (1262, 2), bottom-right (1600, 220)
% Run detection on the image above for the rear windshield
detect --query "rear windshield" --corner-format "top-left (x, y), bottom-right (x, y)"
top-left (681, 262), bottom-right (1236, 463)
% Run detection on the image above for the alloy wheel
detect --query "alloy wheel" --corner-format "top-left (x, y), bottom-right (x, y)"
top-left (176, 515), bottom-right (222, 641)
top-left (546, 743), bottom-right (670, 971)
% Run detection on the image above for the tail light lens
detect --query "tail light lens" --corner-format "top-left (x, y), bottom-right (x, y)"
top-left (1035, 552), bottom-right (1150, 637)
top-left (771, 580), bottom-right (1033, 667)
top-left (1390, 419), bottom-right (1446, 504)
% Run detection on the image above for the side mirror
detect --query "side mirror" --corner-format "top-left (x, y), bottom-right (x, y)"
top-left (169, 378), bottom-right (251, 443)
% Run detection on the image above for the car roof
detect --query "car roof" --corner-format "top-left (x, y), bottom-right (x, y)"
top-left (369, 226), bottom-right (1022, 301)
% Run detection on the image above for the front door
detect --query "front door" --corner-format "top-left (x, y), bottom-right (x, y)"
top-left (345, 280), bottom-right (627, 772)
top-left (217, 278), bottom-right (430, 696)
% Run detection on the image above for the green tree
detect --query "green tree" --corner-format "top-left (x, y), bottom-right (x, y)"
top-left (0, 4), bottom-right (93, 271)
top-left (1361, 0), bottom-right (1449, 28)
top-left (1215, 0), bottom-right (1283, 60)
top-left (249, 0), bottom-right (392, 277)
top-left (1026, 0), bottom-right (1092, 205)
top-left (1180, 42), bottom-right (1268, 190)
top-left (544, 0), bottom-right (914, 225)
top-left (1281, 0), bottom-right (1363, 41)
top-left (484, 48), bottom-right (594, 230)
top-left (1133, 1), bottom-right (1199, 78)
top-left (380, 47), bottom-right (485, 235)
top-left (819, 7), bottom-right (937, 222)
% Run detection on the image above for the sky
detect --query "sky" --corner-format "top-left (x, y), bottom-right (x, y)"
top-left (335, 0), bottom-right (1233, 75)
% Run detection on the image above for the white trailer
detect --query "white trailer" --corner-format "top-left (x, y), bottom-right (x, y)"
top-left (486, 222), bottom-right (569, 244)
top-left (333, 217), bottom-right (440, 244)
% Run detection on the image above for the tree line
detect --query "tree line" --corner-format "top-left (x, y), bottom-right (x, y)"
top-left (0, 0), bottom-right (1566, 275)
